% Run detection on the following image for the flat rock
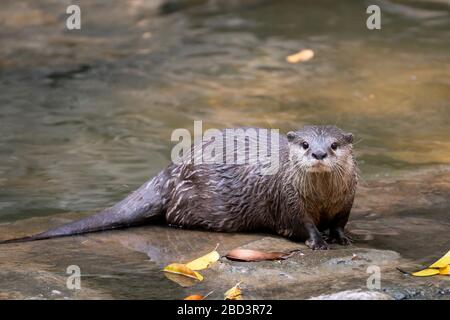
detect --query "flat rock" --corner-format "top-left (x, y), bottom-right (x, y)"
top-left (0, 168), bottom-right (449, 299)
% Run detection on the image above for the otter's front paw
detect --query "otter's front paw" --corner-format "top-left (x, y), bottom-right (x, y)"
top-left (305, 238), bottom-right (329, 250)
top-left (329, 229), bottom-right (353, 246)
top-left (336, 235), bottom-right (352, 246)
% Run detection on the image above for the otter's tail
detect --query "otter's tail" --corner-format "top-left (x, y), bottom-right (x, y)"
top-left (0, 179), bottom-right (165, 244)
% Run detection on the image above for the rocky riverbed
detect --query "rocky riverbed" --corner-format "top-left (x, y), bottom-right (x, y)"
top-left (0, 167), bottom-right (448, 300)
top-left (0, 0), bottom-right (449, 300)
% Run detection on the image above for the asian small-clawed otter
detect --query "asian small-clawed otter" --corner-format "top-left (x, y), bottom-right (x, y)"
top-left (1, 125), bottom-right (357, 250)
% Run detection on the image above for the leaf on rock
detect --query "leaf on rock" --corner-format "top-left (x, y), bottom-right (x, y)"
top-left (224, 282), bottom-right (243, 300)
top-left (411, 249), bottom-right (450, 277)
top-left (184, 295), bottom-right (204, 300)
top-left (183, 291), bottom-right (213, 300)
top-left (411, 268), bottom-right (440, 277)
top-left (225, 248), bottom-right (298, 262)
top-left (164, 273), bottom-right (198, 287)
top-left (429, 250), bottom-right (450, 269)
top-left (163, 263), bottom-right (203, 281)
top-left (286, 49), bottom-right (314, 63)
top-left (438, 265), bottom-right (449, 275)
top-left (186, 244), bottom-right (220, 271)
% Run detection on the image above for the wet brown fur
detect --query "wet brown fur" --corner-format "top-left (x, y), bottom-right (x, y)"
top-left (1, 125), bottom-right (357, 250)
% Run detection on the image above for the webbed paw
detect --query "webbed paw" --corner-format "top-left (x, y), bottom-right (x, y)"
top-left (305, 238), bottom-right (329, 250)
top-left (328, 229), bottom-right (353, 246)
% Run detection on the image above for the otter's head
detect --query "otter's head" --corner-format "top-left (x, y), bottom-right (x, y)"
top-left (287, 125), bottom-right (354, 173)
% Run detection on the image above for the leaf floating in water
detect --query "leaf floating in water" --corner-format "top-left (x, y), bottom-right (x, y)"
top-left (225, 248), bottom-right (299, 262)
top-left (411, 268), bottom-right (440, 277)
top-left (186, 244), bottom-right (220, 271)
top-left (224, 282), bottom-right (243, 300)
top-left (429, 250), bottom-right (450, 269)
top-left (163, 263), bottom-right (203, 281)
top-left (286, 49), bottom-right (314, 63)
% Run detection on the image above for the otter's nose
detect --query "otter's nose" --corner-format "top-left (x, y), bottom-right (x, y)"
top-left (312, 151), bottom-right (327, 160)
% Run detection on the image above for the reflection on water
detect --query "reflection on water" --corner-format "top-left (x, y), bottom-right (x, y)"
top-left (0, 0), bottom-right (449, 299)
top-left (0, 0), bottom-right (449, 222)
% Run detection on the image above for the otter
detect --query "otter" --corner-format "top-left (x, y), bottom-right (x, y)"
top-left (1, 125), bottom-right (357, 250)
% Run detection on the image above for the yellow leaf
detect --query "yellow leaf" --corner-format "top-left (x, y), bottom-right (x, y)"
top-left (164, 273), bottom-right (198, 287)
top-left (429, 250), bottom-right (450, 269)
top-left (412, 268), bottom-right (440, 277)
top-left (163, 263), bottom-right (203, 281)
top-left (439, 265), bottom-right (449, 275)
top-left (286, 49), bottom-right (314, 63)
top-left (224, 282), bottom-right (243, 300)
top-left (184, 295), bottom-right (204, 300)
top-left (186, 244), bottom-right (220, 271)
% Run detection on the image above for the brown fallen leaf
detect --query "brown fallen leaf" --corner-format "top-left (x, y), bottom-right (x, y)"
top-left (224, 282), bottom-right (243, 300)
top-left (225, 248), bottom-right (299, 262)
top-left (286, 49), bottom-right (314, 63)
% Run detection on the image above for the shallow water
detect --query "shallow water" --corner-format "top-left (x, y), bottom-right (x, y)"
top-left (0, 0), bottom-right (449, 299)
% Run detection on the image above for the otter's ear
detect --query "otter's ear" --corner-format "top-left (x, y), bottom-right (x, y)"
top-left (344, 133), bottom-right (353, 144)
top-left (287, 131), bottom-right (297, 142)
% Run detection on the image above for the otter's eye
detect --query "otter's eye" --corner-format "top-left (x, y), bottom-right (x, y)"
top-left (331, 142), bottom-right (338, 150)
top-left (302, 141), bottom-right (309, 150)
